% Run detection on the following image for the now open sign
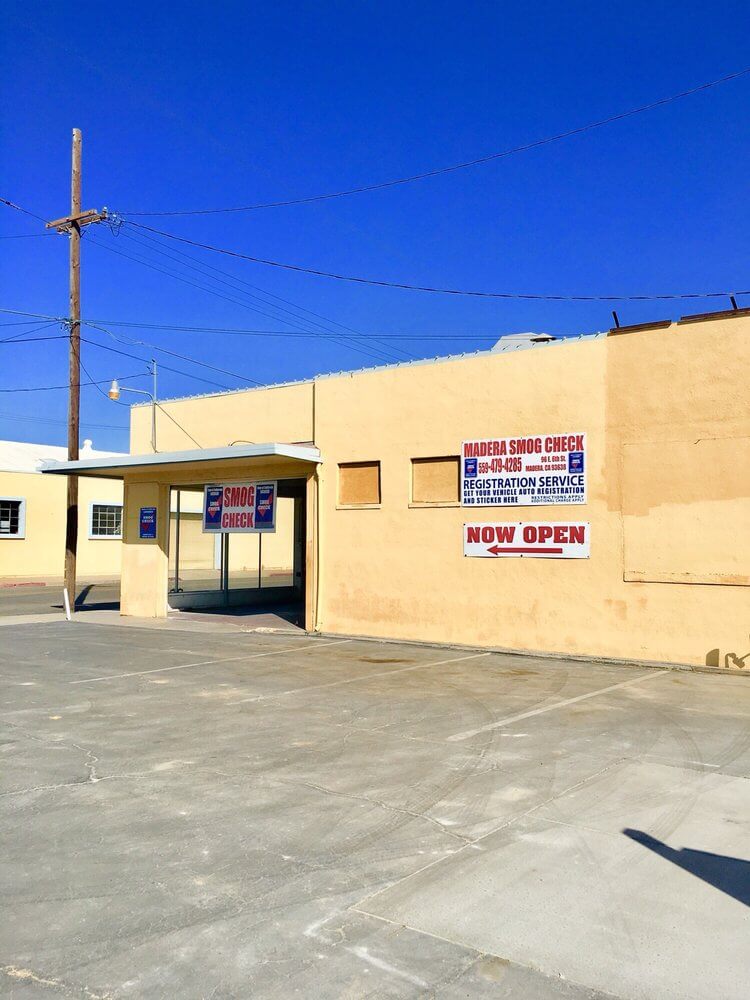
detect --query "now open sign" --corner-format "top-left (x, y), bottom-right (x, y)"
top-left (464, 522), bottom-right (590, 559)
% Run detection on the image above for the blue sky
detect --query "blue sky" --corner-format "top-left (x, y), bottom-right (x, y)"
top-left (2, 1), bottom-right (749, 451)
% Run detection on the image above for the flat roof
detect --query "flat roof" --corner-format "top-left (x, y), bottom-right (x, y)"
top-left (130, 332), bottom-right (607, 408)
top-left (0, 438), bottom-right (125, 474)
top-left (40, 442), bottom-right (321, 480)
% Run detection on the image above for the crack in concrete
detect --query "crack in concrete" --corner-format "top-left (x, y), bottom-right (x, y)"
top-left (356, 909), bottom-right (623, 1000)
top-left (0, 724), bottom-right (114, 797)
top-left (428, 953), bottom-right (485, 999)
top-left (276, 775), bottom-right (474, 845)
top-left (71, 742), bottom-right (99, 783)
top-left (0, 770), bottom-right (152, 799)
top-left (0, 964), bottom-right (114, 999)
top-left (352, 756), bottom-right (628, 912)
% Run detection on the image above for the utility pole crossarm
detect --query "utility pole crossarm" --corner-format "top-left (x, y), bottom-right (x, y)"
top-left (46, 208), bottom-right (107, 232)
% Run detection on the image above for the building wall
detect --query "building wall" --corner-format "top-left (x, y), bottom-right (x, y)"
top-left (129, 313), bottom-right (750, 668)
top-left (129, 380), bottom-right (314, 454)
top-left (0, 471), bottom-right (123, 579)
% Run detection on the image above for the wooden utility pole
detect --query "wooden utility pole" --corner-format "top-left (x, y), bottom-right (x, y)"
top-left (46, 129), bottom-right (107, 611)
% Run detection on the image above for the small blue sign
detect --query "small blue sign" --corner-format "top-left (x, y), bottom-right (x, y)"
top-left (139, 506), bottom-right (157, 539)
top-left (464, 457), bottom-right (478, 478)
top-left (255, 483), bottom-right (276, 526)
top-left (204, 486), bottom-right (224, 530)
top-left (568, 451), bottom-right (584, 474)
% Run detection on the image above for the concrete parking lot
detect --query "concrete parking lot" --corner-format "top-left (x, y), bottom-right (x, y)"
top-left (1, 619), bottom-right (749, 999)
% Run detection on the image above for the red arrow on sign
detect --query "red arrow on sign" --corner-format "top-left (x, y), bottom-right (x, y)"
top-left (487, 545), bottom-right (564, 555)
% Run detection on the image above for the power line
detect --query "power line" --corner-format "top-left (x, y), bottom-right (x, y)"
top-left (0, 335), bottom-right (68, 345)
top-left (0, 196), bottom-right (47, 223)
top-left (83, 321), bottom-right (263, 384)
top-left (154, 401), bottom-right (203, 448)
top-left (0, 409), bottom-right (126, 430)
top-left (0, 308), bottom-right (67, 321)
top-left (80, 326), bottom-right (261, 387)
top-left (118, 66), bottom-right (750, 216)
top-left (84, 337), bottom-right (216, 446)
top-left (0, 372), bottom-right (144, 393)
top-left (111, 227), bottom-right (407, 362)
top-left (88, 231), bottom-right (405, 365)
top-left (78, 336), bottom-right (236, 390)
top-left (0, 232), bottom-right (54, 239)
top-left (0, 306), bottom-right (491, 347)
top-left (88, 233), bottom-right (321, 330)
top-left (84, 319), bottom-right (505, 340)
top-left (122, 220), bottom-right (750, 302)
top-left (0, 319), bottom-right (62, 326)
top-left (105, 227), bottom-right (409, 362)
top-left (118, 226), bottom-right (413, 362)
top-left (1, 192), bottom-right (403, 360)
top-left (0, 321), bottom-right (63, 344)
top-left (0, 308), bottom-right (496, 340)
top-left (79, 355), bottom-right (131, 408)
top-left (0, 306), bottom-right (264, 386)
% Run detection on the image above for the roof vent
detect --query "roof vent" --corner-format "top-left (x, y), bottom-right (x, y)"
top-left (491, 332), bottom-right (557, 352)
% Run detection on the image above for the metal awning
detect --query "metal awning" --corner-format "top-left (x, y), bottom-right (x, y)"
top-left (40, 442), bottom-right (321, 480)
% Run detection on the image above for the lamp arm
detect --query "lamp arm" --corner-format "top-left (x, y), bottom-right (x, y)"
top-left (118, 386), bottom-right (153, 400)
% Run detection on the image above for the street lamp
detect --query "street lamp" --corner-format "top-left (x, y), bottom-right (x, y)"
top-left (108, 359), bottom-right (158, 452)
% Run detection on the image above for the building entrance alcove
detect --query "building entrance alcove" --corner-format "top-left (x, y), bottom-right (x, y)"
top-left (167, 477), bottom-right (306, 617)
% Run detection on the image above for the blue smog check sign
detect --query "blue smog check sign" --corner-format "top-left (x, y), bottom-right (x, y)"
top-left (462, 433), bottom-right (587, 507)
top-left (139, 506), bottom-right (157, 539)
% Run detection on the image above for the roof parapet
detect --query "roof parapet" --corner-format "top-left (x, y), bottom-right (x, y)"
top-left (608, 320), bottom-right (672, 337)
top-left (677, 307), bottom-right (750, 325)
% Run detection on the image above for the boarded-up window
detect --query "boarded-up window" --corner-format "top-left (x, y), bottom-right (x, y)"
top-left (338, 462), bottom-right (381, 505)
top-left (412, 456), bottom-right (460, 503)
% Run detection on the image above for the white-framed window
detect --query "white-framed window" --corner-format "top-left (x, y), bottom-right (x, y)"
top-left (0, 497), bottom-right (26, 539)
top-left (89, 502), bottom-right (123, 539)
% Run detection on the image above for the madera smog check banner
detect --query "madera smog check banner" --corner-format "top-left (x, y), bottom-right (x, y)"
top-left (202, 481), bottom-right (277, 533)
top-left (462, 433), bottom-right (586, 506)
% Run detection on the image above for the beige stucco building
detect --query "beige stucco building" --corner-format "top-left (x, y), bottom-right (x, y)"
top-left (1, 439), bottom-right (124, 581)
top-left (43, 310), bottom-right (750, 669)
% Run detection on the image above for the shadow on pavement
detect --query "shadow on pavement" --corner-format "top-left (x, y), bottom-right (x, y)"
top-left (172, 602), bottom-right (304, 629)
top-left (624, 828), bottom-right (750, 907)
top-left (51, 583), bottom-right (121, 612)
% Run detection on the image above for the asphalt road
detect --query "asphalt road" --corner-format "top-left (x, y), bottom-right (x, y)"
top-left (0, 583), bottom-right (120, 617)
top-left (2, 620), bottom-right (749, 998)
